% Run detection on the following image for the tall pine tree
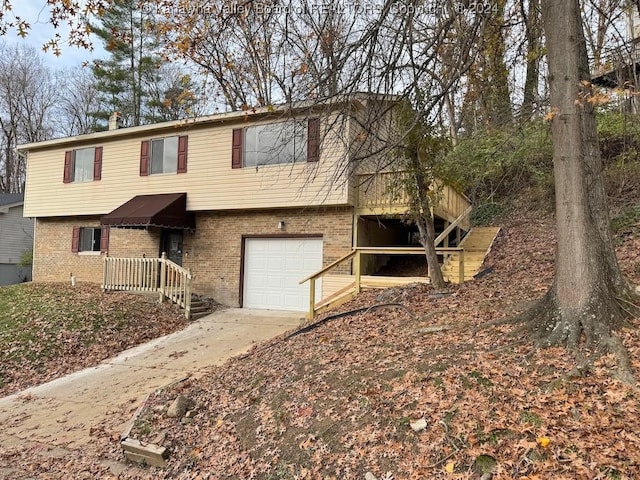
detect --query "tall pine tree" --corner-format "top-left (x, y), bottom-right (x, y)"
top-left (90, 0), bottom-right (179, 127)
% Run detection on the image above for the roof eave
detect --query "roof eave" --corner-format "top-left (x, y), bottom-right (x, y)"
top-left (17, 94), bottom-right (383, 152)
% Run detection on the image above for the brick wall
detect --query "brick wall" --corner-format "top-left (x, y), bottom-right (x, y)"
top-left (34, 217), bottom-right (102, 283)
top-left (183, 207), bottom-right (354, 306)
top-left (33, 217), bottom-right (160, 283)
top-left (33, 207), bottom-right (354, 307)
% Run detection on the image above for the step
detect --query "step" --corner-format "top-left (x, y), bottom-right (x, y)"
top-left (191, 305), bottom-right (209, 314)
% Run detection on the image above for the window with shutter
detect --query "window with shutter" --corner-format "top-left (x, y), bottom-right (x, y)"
top-left (143, 136), bottom-right (185, 175)
top-left (177, 135), bottom-right (188, 173)
top-left (63, 151), bottom-right (73, 183)
top-left (241, 119), bottom-right (314, 167)
top-left (72, 227), bottom-right (102, 253)
top-left (140, 140), bottom-right (150, 176)
top-left (64, 147), bottom-right (98, 183)
top-left (100, 225), bottom-right (110, 253)
top-left (93, 147), bottom-right (103, 180)
top-left (232, 128), bottom-right (243, 168)
top-left (307, 118), bottom-right (320, 162)
top-left (71, 226), bottom-right (80, 253)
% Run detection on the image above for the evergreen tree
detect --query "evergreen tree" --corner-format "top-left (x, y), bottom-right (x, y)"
top-left (90, 0), bottom-right (160, 127)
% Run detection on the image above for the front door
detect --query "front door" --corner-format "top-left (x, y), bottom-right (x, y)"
top-left (161, 230), bottom-right (183, 266)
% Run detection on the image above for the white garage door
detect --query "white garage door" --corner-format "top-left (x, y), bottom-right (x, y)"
top-left (243, 238), bottom-right (323, 311)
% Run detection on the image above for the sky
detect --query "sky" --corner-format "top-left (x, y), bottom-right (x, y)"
top-left (5, 1), bottom-right (103, 69)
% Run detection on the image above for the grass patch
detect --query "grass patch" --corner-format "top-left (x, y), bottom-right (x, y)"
top-left (0, 282), bottom-right (187, 395)
top-left (611, 205), bottom-right (640, 238)
top-left (520, 410), bottom-right (543, 428)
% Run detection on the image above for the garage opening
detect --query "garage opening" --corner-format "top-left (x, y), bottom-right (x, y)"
top-left (242, 237), bottom-right (323, 311)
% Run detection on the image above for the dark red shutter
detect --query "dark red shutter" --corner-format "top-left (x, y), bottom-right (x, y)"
top-left (177, 136), bottom-right (188, 173)
top-left (93, 147), bottom-right (103, 181)
top-left (71, 226), bottom-right (80, 253)
top-left (63, 151), bottom-right (73, 183)
top-left (100, 225), bottom-right (110, 253)
top-left (307, 118), bottom-right (320, 162)
top-left (232, 128), bottom-right (243, 169)
top-left (140, 140), bottom-right (150, 176)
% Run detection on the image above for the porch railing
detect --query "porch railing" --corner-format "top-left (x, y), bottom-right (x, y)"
top-left (102, 252), bottom-right (192, 319)
top-left (355, 171), bottom-right (471, 226)
top-left (299, 246), bottom-right (465, 319)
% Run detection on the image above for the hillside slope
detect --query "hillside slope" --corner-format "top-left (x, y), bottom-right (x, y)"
top-left (2, 213), bottom-right (640, 479)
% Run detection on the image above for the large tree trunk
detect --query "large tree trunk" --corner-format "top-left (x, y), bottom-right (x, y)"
top-left (527, 0), bottom-right (635, 350)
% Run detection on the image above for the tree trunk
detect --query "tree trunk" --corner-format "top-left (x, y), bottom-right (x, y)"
top-left (412, 153), bottom-right (446, 289)
top-left (521, 0), bottom-right (541, 120)
top-left (527, 0), bottom-right (634, 349)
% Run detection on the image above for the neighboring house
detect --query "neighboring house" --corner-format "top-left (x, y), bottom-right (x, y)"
top-left (591, 8), bottom-right (640, 112)
top-left (19, 95), bottom-right (473, 314)
top-left (0, 193), bottom-right (34, 285)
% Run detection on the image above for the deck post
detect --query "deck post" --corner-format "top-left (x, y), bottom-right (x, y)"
top-left (458, 249), bottom-right (465, 284)
top-left (444, 221), bottom-right (450, 248)
top-left (159, 252), bottom-right (167, 303)
top-left (354, 250), bottom-right (362, 294)
top-left (309, 277), bottom-right (316, 319)
top-left (456, 227), bottom-right (461, 246)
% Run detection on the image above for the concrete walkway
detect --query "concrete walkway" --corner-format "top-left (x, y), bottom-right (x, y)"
top-left (0, 308), bottom-right (302, 451)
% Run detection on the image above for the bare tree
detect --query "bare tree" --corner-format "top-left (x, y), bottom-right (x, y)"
top-left (0, 43), bottom-right (56, 192)
top-left (55, 67), bottom-right (103, 136)
top-left (520, 0), bottom-right (543, 120)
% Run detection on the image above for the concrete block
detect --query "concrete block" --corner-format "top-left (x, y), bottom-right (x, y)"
top-left (121, 438), bottom-right (168, 467)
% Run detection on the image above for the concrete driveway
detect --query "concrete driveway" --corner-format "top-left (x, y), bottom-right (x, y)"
top-left (0, 308), bottom-right (302, 451)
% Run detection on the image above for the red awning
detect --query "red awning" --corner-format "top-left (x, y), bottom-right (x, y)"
top-left (100, 193), bottom-right (195, 229)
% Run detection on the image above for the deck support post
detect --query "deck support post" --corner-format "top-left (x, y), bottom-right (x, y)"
top-left (309, 277), bottom-right (316, 319)
top-left (354, 250), bottom-right (362, 294)
top-left (444, 221), bottom-right (450, 248)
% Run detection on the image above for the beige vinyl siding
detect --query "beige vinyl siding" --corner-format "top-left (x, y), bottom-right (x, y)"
top-left (24, 118), bottom-right (350, 218)
top-left (0, 204), bottom-right (34, 264)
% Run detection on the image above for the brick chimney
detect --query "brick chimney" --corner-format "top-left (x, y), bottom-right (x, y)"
top-left (108, 111), bottom-right (122, 131)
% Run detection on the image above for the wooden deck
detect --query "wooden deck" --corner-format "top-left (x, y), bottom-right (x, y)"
top-left (355, 172), bottom-right (471, 226)
top-left (301, 227), bottom-right (501, 318)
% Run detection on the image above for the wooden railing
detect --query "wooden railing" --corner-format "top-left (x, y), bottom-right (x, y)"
top-left (591, 41), bottom-right (640, 77)
top-left (299, 246), bottom-right (465, 319)
top-left (102, 257), bottom-right (160, 292)
top-left (103, 252), bottom-right (192, 319)
top-left (355, 171), bottom-right (471, 225)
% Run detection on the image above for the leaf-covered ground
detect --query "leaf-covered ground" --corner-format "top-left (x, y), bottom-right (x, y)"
top-left (1, 214), bottom-right (640, 479)
top-left (0, 283), bottom-right (190, 396)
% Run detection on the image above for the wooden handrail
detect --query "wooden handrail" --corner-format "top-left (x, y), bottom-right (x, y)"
top-left (299, 245), bottom-right (466, 319)
top-left (103, 253), bottom-right (192, 319)
top-left (434, 205), bottom-right (473, 247)
top-left (298, 250), bottom-right (357, 284)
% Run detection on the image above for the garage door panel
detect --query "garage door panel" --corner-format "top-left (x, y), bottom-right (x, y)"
top-left (243, 238), bottom-right (323, 311)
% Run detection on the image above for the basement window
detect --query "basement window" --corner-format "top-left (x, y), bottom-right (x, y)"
top-left (79, 227), bottom-right (101, 252)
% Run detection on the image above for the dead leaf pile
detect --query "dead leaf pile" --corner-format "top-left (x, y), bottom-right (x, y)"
top-left (1, 214), bottom-right (640, 479)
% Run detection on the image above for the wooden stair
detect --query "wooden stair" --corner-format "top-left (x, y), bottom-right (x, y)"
top-left (442, 227), bottom-right (500, 283)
